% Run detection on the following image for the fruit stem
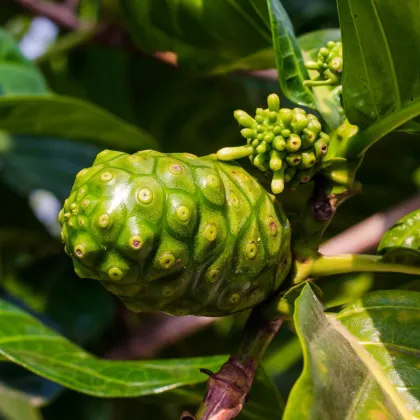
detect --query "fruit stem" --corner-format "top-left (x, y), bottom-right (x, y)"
top-left (309, 254), bottom-right (420, 278)
top-left (193, 306), bottom-right (283, 420)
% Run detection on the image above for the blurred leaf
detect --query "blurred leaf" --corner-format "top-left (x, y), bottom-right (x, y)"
top-left (0, 95), bottom-right (158, 151)
top-left (0, 132), bottom-right (99, 201)
top-left (267, 0), bottom-right (314, 108)
top-left (0, 363), bottom-right (62, 408)
top-left (317, 272), bottom-right (374, 309)
top-left (120, 0), bottom-right (275, 73)
top-left (0, 297), bottom-right (227, 397)
top-left (297, 28), bottom-right (344, 130)
top-left (0, 385), bottom-right (43, 420)
top-left (283, 284), bottom-right (420, 419)
top-left (377, 209), bottom-right (420, 266)
top-left (396, 117), bottom-right (420, 135)
top-left (337, 0), bottom-right (420, 152)
top-left (0, 28), bottom-right (47, 95)
top-left (263, 337), bottom-right (302, 377)
top-left (42, 390), bottom-right (112, 420)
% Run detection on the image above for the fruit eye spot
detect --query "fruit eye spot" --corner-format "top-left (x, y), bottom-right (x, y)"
top-left (169, 163), bottom-right (183, 174)
top-left (137, 187), bottom-right (153, 204)
top-left (108, 267), bottom-right (123, 280)
top-left (161, 287), bottom-right (175, 297)
top-left (100, 171), bottom-right (113, 182)
top-left (74, 245), bottom-right (85, 258)
top-left (229, 192), bottom-right (240, 208)
top-left (82, 199), bottom-right (89, 208)
top-left (129, 236), bottom-right (144, 250)
top-left (175, 308), bottom-right (189, 316)
top-left (246, 241), bottom-right (258, 259)
top-left (176, 205), bottom-right (191, 222)
top-left (206, 174), bottom-right (220, 188)
top-left (204, 224), bottom-right (218, 242)
top-left (98, 213), bottom-right (110, 228)
top-left (159, 253), bottom-right (176, 269)
top-left (229, 293), bottom-right (241, 304)
top-left (206, 268), bottom-right (220, 283)
top-left (268, 216), bottom-right (277, 236)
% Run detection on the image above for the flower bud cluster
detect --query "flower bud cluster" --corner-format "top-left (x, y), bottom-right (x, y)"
top-left (217, 94), bottom-right (330, 194)
top-left (304, 41), bottom-right (343, 87)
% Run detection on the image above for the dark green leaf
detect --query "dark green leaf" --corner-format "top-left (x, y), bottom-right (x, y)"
top-left (377, 209), bottom-right (420, 266)
top-left (397, 117), bottom-right (420, 135)
top-left (0, 95), bottom-right (157, 151)
top-left (337, 0), bottom-right (420, 152)
top-left (267, 0), bottom-right (314, 108)
top-left (0, 133), bottom-right (99, 201)
top-left (0, 385), bottom-right (42, 420)
top-left (297, 28), bottom-right (344, 129)
top-left (283, 284), bottom-right (420, 419)
top-left (0, 298), bottom-right (226, 397)
top-left (120, 0), bottom-right (275, 74)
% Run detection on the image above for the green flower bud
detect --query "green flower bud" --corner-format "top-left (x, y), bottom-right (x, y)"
top-left (256, 141), bottom-right (269, 154)
top-left (241, 128), bottom-right (257, 139)
top-left (267, 93), bottom-right (280, 112)
top-left (273, 136), bottom-right (287, 151)
top-left (286, 153), bottom-right (302, 167)
top-left (269, 150), bottom-right (285, 171)
top-left (279, 109), bottom-right (293, 126)
top-left (299, 151), bottom-right (316, 169)
top-left (234, 110), bottom-right (256, 128)
top-left (291, 113), bottom-right (309, 134)
top-left (286, 134), bottom-right (301, 152)
top-left (271, 167), bottom-right (285, 194)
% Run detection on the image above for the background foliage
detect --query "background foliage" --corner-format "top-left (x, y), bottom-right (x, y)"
top-left (0, 0), bottom-right (419, 419)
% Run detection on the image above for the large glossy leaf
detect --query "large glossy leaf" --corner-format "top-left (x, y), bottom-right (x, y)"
top-left (0, 297), bottom-right (226, 397)
top-left (337, 0), bottom-right (420, 154)
top-left (0, 29), bottom-right (47, 95)
top-left (297, 28), bottom-right (344, 130)
top-left (378, 209), bottom-right (420, 266)
top-left (283, 284), bottom-right (420, 419)
top-left (0, 95), bottom-right (157, 151)
top-left (267, 0), bottom-right (314, 108)
top-left (120, 0), bottom-right (275, 74)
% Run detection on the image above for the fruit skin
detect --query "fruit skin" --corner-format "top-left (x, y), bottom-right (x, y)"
top-left (58, 150), bottom-right (292, 317)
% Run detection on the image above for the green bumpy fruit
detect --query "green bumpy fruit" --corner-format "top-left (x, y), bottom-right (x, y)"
top-left (217, 94), bottom-right (330, 194)
top-left (58, 150), bottom-right (292, 317)
top-left (304, 41), bottom-right (343, 87)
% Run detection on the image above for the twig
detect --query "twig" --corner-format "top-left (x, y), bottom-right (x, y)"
top-left (320, 194), bottom-right (420, 255)
top-left (105, 314), bottom-right (215, 360)
top-left (15, 0), bottom-right (86, 30)
top-left (186, 308), bottom-right (283, 420)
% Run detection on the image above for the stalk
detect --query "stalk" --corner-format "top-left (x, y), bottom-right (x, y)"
top-left (309, 254), bottom-right (420, 278)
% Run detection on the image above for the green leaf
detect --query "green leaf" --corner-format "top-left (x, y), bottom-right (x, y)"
top-left (0, 385), bottom-right (43, 420)
top-left (267, 0), bottom-right (315, 108)
top-left (0, 132), bottom-right (100, 200)
top-left (120, 0), bottom-right (275, 74)
top-left (0, 95), bottom-right (157, 151)
top-left (337, 0), bottom-right (420, 154)
top-left (0, 29), bottom-right (47, 95)
top-left (284, 284), bottom-right (420, 419)
top-left (297, 28), bottom-right (344, 130)
top-left (378, 209), bottom-right (420, 266)
top-left (0, 298), bottom-right (226, 397)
